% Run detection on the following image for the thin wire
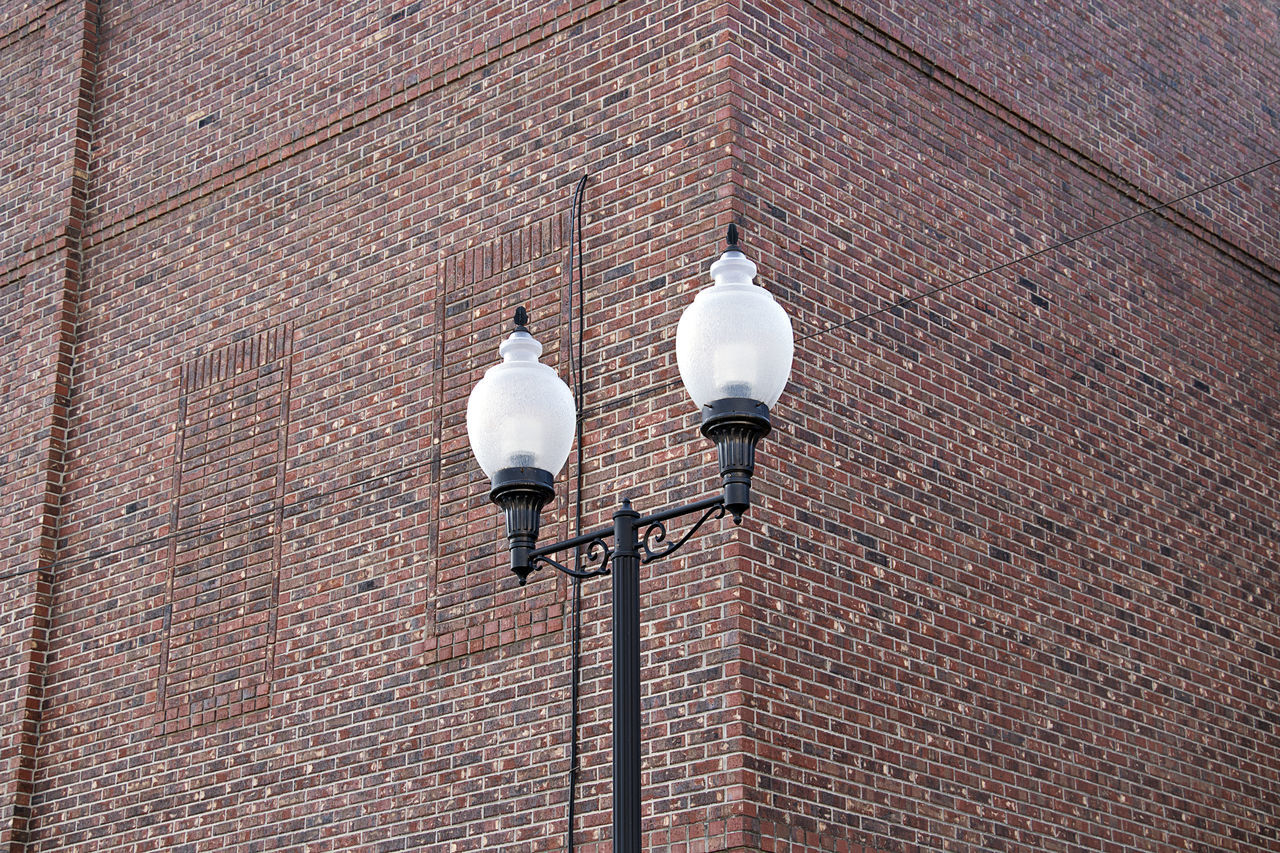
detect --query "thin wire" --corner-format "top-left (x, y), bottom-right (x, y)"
top-left (568, 173), bottom-right (590, 538)
top-left (0, 567), bottom-right (41, 584)
top-left (565, 172), bottom-right (590, 853)
top-left (796, 154), bottom-right (1280, 343)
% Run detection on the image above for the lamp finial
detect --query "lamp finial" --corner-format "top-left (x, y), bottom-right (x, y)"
top-left (514, 306), bottom-right (529, 331)
top-left (726, 224), bottom-right (740, 251)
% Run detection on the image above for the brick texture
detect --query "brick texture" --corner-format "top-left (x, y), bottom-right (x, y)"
top-left (848, 0), bottom-right (1280, 270)
top-left (1, 0), bottom-right (1277, 851)
top-left (724, 1), bottom-right (1280, 849)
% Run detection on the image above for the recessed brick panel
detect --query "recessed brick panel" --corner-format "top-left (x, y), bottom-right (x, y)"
top-left (433, 216), bottom-right (569, 635)
top-left (158, 325), bottom-right (293, 733)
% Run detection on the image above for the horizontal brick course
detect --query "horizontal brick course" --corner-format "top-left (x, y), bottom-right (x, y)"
top-left (838, 0), bottom-right (1280, 270)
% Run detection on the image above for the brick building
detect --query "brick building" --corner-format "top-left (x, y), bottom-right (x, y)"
top-left (2, 0), bottom-right (1278, 850)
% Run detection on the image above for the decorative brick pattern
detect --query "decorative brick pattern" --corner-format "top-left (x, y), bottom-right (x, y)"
top-left (0, 276), bottom-right (29, 576)
top-left (0, 25), bottom-right (41, 266)
top-left (432, 215), bottom-right (568, 641)
top-left (158, 326), bottom-right (293, 733)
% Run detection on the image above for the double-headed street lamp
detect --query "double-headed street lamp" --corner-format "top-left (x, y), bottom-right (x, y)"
top-left (464, 227), bottom-right (793, 852)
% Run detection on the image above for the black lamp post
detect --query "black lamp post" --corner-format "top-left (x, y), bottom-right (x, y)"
top-left (465, 228), bottom-right (793, 852)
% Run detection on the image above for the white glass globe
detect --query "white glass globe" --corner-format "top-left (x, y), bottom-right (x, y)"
top-left (466, 329), bottom-right (576, 480)
top-left (676, 248), bottom-right (794, 409)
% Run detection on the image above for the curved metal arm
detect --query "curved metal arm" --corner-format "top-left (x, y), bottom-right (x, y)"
top-left (529, 536), bottom-right (614, 579)
top-left (639, 502), bottom-right (726, 564)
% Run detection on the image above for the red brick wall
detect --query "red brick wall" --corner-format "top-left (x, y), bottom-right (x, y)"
top-left (2, 0), bottom-right (1277, 851)
top-left (726, 1), bottom-right (1280, 849)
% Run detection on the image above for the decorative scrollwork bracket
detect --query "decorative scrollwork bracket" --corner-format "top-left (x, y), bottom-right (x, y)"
top-left (521, 495), bottom-right (727, 582)
top-left (527, 536), bottom-right (614, 580)
top-left (639, 502), bottom-right (726, 564)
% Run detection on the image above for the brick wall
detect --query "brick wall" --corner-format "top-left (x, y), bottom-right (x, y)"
top-left (725, 1), bottom-right (1280, 849)
top-left (2, 0), bottom-right (1277, 851)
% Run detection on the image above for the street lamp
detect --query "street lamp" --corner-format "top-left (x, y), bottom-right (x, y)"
top-left (465, 226), bottom-right (793, 852)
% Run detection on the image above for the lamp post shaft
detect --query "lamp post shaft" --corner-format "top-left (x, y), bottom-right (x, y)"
top-left (611, 500), bottom-right (642, 853)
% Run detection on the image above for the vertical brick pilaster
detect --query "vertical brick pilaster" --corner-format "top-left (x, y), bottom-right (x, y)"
top-left (3, 3), bottom-right (99, 850)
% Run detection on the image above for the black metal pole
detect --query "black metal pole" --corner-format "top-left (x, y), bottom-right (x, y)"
top-left (611, 499), bottom-right (641, 853)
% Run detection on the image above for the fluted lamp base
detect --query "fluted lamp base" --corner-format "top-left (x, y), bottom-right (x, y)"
top-left (489, 467), bottom-right (556, 583)
top-left (700, 398), bottom-right (772, 523)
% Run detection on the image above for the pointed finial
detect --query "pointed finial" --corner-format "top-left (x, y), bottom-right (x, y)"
top-left (514, 306), bottom-right (529, 331)
top-left (726, 224), bottom-right (740, 251)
